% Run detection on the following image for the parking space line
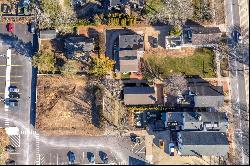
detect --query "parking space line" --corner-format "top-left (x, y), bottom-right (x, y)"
top-left (57, 153), bottom-right (59, 165)
top-left (82, 152), bottom-right (85, 164)
top-left (0, 65), bottom-right (23, 66)
top-left (0, 76), bottom-right (23, 77)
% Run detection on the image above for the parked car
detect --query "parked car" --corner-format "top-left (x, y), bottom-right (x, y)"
top-left (87, 152), bottom-right (95, 164)
top-left (9, 92), bottom-right (20, 99)
top-left (232, 30), bottom-right (242, 44)
top-left (134, 112), bottom-right (143, 128)
top-left (67, 151), bottom-right (76, 164)
top-left (30, 21), bottom-right (36, 33)
top-left (5, 159), bottom-right (15, 165)
top-left (5, 145), bottom-right (16, 153)
top-left (169, 143), bottom-right (175, 156)
top-left (152, 38), bottom-right (158, 48)
top-left (5, 99), bottom-right (18, 107)
top-left (9, 86), bottom-right (19, 93)
top-left (99, 151), bottom-right (108, 164)
top-left (159, 139), bottom-right (165, 150)
top-left (7, 23), bottom-right (14, 33)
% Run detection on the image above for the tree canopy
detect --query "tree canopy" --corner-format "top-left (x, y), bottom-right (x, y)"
top-left (89, 55), bottom-right (115, 78)
top-left (32, 51), bottom-right (56, 74)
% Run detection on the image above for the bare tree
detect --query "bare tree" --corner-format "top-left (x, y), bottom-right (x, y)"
top-left (147, 0), bottom-right (193, 25)
top-left (163, 73), bottom-right (187, 96)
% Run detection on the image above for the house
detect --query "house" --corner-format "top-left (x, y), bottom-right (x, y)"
top-left (183, 85), bottom-right (224, 108)
top-left (190, 27), bottom-right (222, 46)
top-left (117, 34), bottom-right (144, 73)
top-left (165, 26), bottom-right (222, 49)
top-left (123, 87), bottom-right (156, 105)
top-left (107, 0), bottom-right (145, 9)
top-left (64, 36), bottom-right (94, 58)
top-left (182, 112), bottom-right (228, 132)
top-left (161, 112), bottom-right (228, 132)
top-left (39, 30), bottom-right (57, 40)
top-left (177, 131), bottom-right (229, 156)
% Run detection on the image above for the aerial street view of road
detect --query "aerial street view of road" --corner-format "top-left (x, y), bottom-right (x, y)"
top-left (225, 0), bottom-right (249, 164)
top-left (0, 0), bottom-right (249, 165)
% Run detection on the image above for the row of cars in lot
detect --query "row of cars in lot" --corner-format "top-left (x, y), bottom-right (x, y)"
top-left (6, 21), bottom-right (36, 33)
top-left (4, 86), bottom-right (20, 107)
top-left (67, 150), bottom-right (109, 165)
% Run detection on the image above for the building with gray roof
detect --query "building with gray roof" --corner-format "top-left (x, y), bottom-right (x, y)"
top-left (161, 111), bottom-right (228, 132)
top-left (182, 112), bottom-right (228, 132)
top-left (64, 36), bottom-right (94, 58)
top-left (177, 131), bottom-right (229, 156)
top-left (119, 50), bottom-right (139, 72)
top-left (107, 0), bottom-right (145, 9)
top-left (189, 27), bottom-right (222, 46)
top-left (183, 85), bottom-right (224, 108)
top-left (166, 26), bottom-right (222, 49)
top-left (39, 30), bottom-right (57, 40)
top-left (123, 87), bottom-right (156, 105)
top-left (117, 34), bottom-right (144, 73)
top-left (119, 34), bottom-right (144, 50)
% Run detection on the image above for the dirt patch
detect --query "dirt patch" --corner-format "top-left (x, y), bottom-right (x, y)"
top-left (78, 25), bottom-right (106, 38)
top-left (0, 128), bottom-right (9, 165)
top-left (36, 75), bottom-right (104, 136)
top-left (214, 0), bottom-right (225, 24)
top-left (145, 47), bottom-right (197, 58)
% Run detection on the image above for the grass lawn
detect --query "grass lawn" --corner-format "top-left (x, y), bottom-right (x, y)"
top-left (144, 48), bottom-right (216, 78)
top-left (146, 0), bottom-right (165, 15)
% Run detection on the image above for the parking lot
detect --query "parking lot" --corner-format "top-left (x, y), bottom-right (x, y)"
top-left (38, 146), bottom-right (119, 165)
top-left (0, 23), bottom-right (35, 165)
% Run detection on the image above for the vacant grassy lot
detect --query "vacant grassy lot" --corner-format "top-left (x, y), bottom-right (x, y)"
top-left (143, 48), bottom-right (216, 78)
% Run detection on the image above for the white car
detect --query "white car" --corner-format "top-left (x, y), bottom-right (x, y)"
top-left (169, 143), bottom-right (175, 156)
top-left (9, 86), bottom-right (19, 93)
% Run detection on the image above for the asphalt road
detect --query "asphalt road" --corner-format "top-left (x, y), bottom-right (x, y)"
top-left (225, 0), bottom-right (249, 164)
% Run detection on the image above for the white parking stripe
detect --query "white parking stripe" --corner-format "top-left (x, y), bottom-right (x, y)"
top-left (4, 49), bottom-right (11, 127)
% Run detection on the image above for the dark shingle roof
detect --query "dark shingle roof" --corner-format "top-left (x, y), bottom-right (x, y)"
top-left (190, 27), bottom-right (222, 45)
top-left (185, 84), bottom-right (224, 107)
top-left (119, 34), bottom-right (144, 50)
top-left (180, 131), bottom-right (228, 145)
top-left (189, 85), bottom-right (224, 96)
top-left (124, 87), bottom-right (156, 105)
top-left (184, 112), bottom-right (228, 123)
